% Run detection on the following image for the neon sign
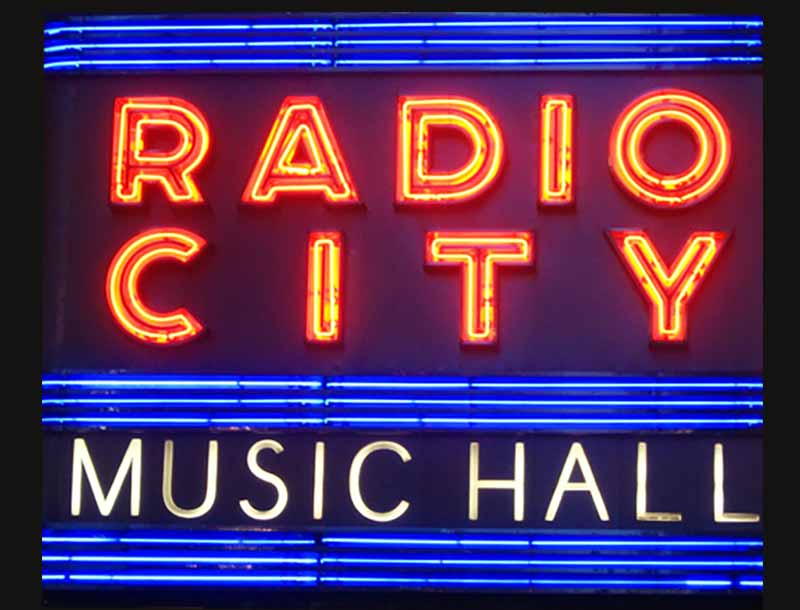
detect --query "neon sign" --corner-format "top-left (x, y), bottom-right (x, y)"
top-left (42, 12), bottom-right (762, 599)
top-left (104, 89), bottom-right (732, 349)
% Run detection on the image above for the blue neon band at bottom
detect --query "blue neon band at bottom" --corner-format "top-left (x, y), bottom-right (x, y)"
top-left (42, 573), bottom-right (737, 588)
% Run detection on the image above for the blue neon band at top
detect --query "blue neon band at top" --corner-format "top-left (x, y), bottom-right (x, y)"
top-left (44, 18), bottom-right (764, 36)
top-left (42, 13), bottom-right (762, 72)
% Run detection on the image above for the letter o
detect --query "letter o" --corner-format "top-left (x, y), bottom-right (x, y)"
top-left (609, 89), bottom-right (731, 208)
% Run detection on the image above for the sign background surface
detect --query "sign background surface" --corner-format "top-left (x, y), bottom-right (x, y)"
top-left (42, 73), bottom-right (762, 375)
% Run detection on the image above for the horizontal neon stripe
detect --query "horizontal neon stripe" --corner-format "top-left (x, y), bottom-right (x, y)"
top-left (43, 535), bottom-right (315, 546)
top-left (739, 579), bottom-right (763, 587)
top-left (45, 41), bottom-right (334, 53)
top-left (42, 374), bottom-right (762, 390)
top-left (44, 18), bottom-right (764, 37)
top-left (319, 556), bottom-right (761, 567)
top-left (334, 56), bottom-right (761, 65)
top-left (45, 23), bottom-right (334, 35)
top-left (45, 59), bottom-right (332, 69)
top-left (43, 531), bottom-right (762, 549)
top-left (42, 553), bottom-right (762, 568)
top-left (334, 38), bottom-right (761, 46)
top-left (44, 39), bottom-right (761, 54)
top-left (41, 416), bottom-right (763, 427)
top-left (42, 378), bottom-right (322, 389)
top-left (321, 536), bottom-right (761, 548)
top-left (67, 573), bottom-right (317, 583)
top-left (44, 554), bottom-right (318, 564)
top-left (42, 573), bottom-right (739, 588)
top-left (334, 20), bottom-right (763, 28)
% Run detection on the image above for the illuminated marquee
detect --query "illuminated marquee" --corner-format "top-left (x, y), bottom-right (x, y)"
top-left (42, 12), bottom-right (763, 599)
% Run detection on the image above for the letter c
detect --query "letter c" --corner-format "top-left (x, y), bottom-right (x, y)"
top-left (348, 441), bottom-right (412, 522)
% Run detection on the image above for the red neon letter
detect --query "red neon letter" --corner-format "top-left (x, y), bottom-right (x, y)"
top-left (398, 96), bottom-right (504, 204)
top-left (609, 89), bottom-right (731, 208)
top-left (306, 232), bottom-right (343, 343)
top-left (540, 94), bottom-right (574, 206)
top-left (607, 230), bottom-right (728, 343)
top-left (243, 96), bottom-right (359, 205)
top-left (425, 232), bottom-right (533, 345)
top-left (111, 97), bottom-right (210, 204)
top-left (106, 228), bottom-right (206, 345)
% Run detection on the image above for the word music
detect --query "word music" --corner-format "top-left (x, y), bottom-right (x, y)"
top-left (107, 90), bottom-right (731, 347)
